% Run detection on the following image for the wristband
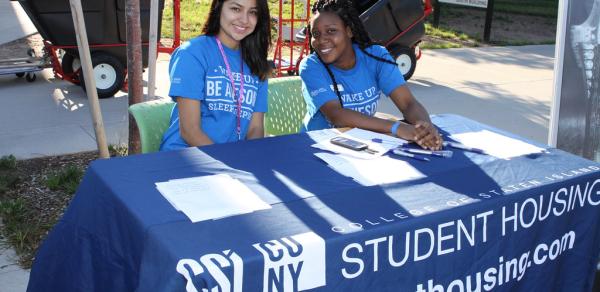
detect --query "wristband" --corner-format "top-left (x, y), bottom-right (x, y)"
top-left (390, 121), bottom-right (401, 137)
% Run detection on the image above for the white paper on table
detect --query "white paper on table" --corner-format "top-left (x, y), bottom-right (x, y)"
top-left (450, 130), bottom-right (546, 159)
top-left (314, 152), bottom-right (425, 186)
top-left (306, 128), bottom-right (342, 143)
top-left (155, 174), bottom-right (271, 222)
top-left (311, 128), bottom-right (407, 159)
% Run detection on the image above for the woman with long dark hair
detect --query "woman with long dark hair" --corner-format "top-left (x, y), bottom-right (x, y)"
top-left (300, 0), bottom-right (442, 150)
top-left (160, 0), bottom-right (271, 151)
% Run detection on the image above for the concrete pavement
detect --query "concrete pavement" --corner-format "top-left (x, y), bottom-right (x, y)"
top-left (0, 57), bottom-right (171, 159)
top-left (383, 44), bottom-right (555, 144)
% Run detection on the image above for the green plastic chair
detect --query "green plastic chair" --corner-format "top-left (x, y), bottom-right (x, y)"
top-left (128, 99), bottom-right (176, 153)
top-left (265, 76), bottom-right (306, 136)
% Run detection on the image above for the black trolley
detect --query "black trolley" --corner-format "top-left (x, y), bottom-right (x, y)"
top-left (10, 0), bottom-right (177, 98)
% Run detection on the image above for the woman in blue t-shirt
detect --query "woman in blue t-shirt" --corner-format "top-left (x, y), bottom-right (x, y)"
top-left (160, 0), bottom-right (271, 151)
top-left (300, 0), bottom-right (442, 150)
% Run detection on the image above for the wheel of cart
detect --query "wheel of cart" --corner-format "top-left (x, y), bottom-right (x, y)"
top-left (389, 46), bottom-right (417, 81)
top-left (78, 52), bottom-right (126, 99)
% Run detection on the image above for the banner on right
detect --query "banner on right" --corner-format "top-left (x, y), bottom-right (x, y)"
top-left (550, 0), bottom-right (600, 162)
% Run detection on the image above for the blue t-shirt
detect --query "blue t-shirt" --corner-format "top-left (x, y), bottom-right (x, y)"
top-left (160, 36), bottom-right (268, 151)
top-left (299, 44), bottom-right (405, 131)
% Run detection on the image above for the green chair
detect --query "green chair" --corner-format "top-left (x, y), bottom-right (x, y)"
top-left (128, 99), bottom-right (176, 153)
top-left (265, 76), bottom-right (306, 136)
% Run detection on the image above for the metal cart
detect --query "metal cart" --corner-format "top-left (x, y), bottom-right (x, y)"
top-left (0, 48), bottom-right (44, 82)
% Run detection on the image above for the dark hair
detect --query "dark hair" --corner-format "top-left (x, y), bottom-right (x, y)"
top-left (309, 0), bottom-right (396, 106)
top-left (203, 0), bottom-right (272, 80)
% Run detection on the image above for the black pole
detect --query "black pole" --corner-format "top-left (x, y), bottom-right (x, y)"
top-left (433, 0), bottom-right (441, 28)
top-left (483, 0), bottom-right (495, 42)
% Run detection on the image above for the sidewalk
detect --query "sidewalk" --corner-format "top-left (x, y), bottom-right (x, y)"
top-left (382, 45), bottom-right (555, 145)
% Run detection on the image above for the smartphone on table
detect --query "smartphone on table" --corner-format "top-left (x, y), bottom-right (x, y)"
top-left (330, 137), bottom-right (369, 151)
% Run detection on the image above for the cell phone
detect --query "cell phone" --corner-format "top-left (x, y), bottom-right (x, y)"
top-left (330, 136), bottom-right (369, 151)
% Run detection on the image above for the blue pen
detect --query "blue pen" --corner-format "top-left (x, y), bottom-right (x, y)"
top-left (443, 141), bottom-right (486, 154)
top-left (396, 147), bottom-right (453, 158)
top-left (371, 138), bottom-right (402, 146)
top-left (392, 149), bottom-right (430, 162)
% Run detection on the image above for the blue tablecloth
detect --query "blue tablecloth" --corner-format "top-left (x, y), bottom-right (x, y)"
top-left (27, 114), bottom-right (600, 292)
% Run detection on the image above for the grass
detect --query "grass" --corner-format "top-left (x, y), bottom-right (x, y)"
top-left (425, 23), bottom-right (472, 41)
top-left (420, 41), bottom-right (462, 50)
top-left (438, 0), bottom-right (558, 18)
top-left (491, 39), bottom-right (556, 46)
top-left (0, 195), bottom-right (58, 268)
top-left (162, 0), bottom-right (211, 41)
top-left (0, 155), bottom-right (19, 194)
top-left (0, 155), bottom-right (88, 268)
top-left (0, 198), bottom-right (41, 261)
top-left (494, 0), bottom-right (558, 18)
top-left (161, 0), bottom-right (557, 51)
top-left (161, 0), bottom-right (308, 42)
top-left (45, 165), bottom-right (84, 195)
top-left (108, 143), bottom-right (129, 157)
top-left (420, 23), bottom-right (477, 49)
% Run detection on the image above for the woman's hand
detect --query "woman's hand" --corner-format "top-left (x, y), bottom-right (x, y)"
top-left (177, 97), bottom-right (214, 146)
top-left (411, 121), bottom-right (442, 150)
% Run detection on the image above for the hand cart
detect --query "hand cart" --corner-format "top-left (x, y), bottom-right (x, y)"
top-left (0, 48), bottom-right (45, 82)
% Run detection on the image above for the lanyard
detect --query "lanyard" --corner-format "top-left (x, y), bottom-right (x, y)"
top-left (216, 38), bottom-right (245, 141)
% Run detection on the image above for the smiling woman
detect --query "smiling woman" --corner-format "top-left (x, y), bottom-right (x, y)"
top-left (300, 0), bottom-right (443, 150)
top-left (159, 0), bottom-right (272, 151)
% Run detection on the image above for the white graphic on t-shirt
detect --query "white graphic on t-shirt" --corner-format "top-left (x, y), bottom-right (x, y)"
top-left (203, 66), bottom-right (259, 121)
top-left (338, 86), bottom-right (379, 116)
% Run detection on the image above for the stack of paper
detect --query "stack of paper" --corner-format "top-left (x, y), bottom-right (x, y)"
top-left (309, 128), bottom-right (420, 186)
top-left (450, 130), bottom-right (546, 159)
top-left (311, 128), bottom-right (406, 159)
top-left (155, 174), bottom-right (271, 223)
top-left (315, 153), bottom-right (425, 186)
top-left (306, 128), bottom-right (342, 143)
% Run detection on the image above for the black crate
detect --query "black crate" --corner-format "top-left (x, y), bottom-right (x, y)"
top-left (358, 0), bottom-right (425, 49)
top-left (16, 0), bottom-right (165, 66)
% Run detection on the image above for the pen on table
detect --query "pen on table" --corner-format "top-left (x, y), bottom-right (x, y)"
top-left (396, 147), bottom-right (453, 158)
top-left (392, 149), bottom-right (430, 162)
top-left (443, 141), bottom-right (486, 154)
top-left (371, 138), bottom-right (403, 146)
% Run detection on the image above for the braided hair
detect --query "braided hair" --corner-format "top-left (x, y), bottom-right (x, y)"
top-left (309, 0), bottom-right (396, 107)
